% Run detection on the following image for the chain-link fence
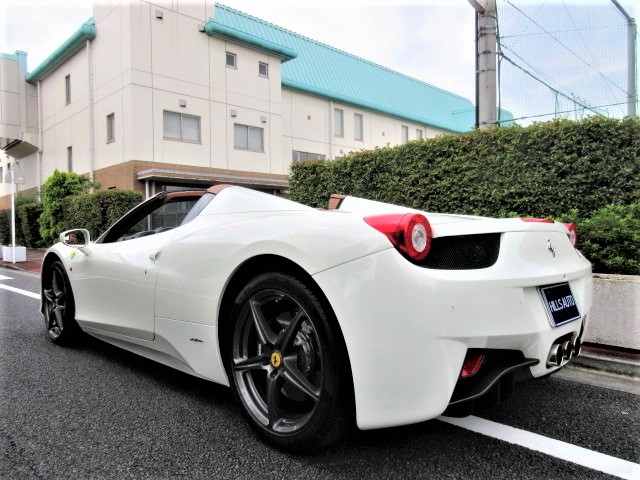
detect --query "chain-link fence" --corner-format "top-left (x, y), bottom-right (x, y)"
top-left (497, 0), bottom-right (638, 125)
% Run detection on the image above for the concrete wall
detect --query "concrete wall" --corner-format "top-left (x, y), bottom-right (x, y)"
top-left (584, 274), bottom-right (640, 351)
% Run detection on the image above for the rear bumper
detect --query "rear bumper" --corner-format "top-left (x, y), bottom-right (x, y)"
top-left (313, 243), bottom-right (592, 430)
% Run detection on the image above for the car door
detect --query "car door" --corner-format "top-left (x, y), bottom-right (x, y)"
top-left (69, 192), bottom-right (206, 340)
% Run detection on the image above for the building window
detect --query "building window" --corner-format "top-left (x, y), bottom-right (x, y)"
top-left (67, 146), bottom-right (73, 171)
top-left (416, 129), bottom-right (423, 139)
top-left (163, 111), bottom-right (201, 143)
top-left (354, 113), bottom-right (363, 141)
top-left (226, 52), bottom-right (236, 68)
top-left (259, 62), bottom-right (268, 77)
top-left (401, 125), bottom-right (409, 143)
top-left (292, 151), bottom-right (326, 162)
top-left (334, 108), bottom-right (344, 137)
top-left (107, 113), bottom-right (115, 143)
top-left (234, 124), bottom-right (264, 152)
top-left (65, 75), bottom-right (71, 105)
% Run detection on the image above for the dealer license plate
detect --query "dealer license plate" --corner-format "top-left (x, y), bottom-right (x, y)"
top-left (538, 283), bottom-right (581, 327)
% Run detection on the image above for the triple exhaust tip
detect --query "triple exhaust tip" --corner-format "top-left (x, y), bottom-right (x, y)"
top-left (547, 337), bottom-right (581, 367)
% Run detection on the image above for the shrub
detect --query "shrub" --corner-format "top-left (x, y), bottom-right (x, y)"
top-left (0, 195), bottom-right (39, 246)
top-left (63, 189), bottom-right (143, 239)
top-left (559, 204), bottom-right (639, 275)
top-left (0, 210), bottom-right (9, 245)
top-left (39, 170), bottom-right (99, 245)
top-left (290, 116), bottom-right (639, 218)
top-left (19, 203), bottom-right (45, 248)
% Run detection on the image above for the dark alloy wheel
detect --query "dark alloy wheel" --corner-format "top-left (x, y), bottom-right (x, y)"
top-left (42, 260), bottom-right (79, 345)
top-left (227, 272), bottom-right (351, 452)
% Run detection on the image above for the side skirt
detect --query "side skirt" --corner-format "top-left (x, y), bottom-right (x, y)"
top-left (82, 317), bottom-right (229, 386)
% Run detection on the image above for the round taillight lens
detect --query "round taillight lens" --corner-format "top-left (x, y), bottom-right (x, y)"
top-left (565, 223), bottom-right (578, 248)
top-left (364, 213), bottom-right (432, 262)
top-left (399, 214), bottom-right (432, 261)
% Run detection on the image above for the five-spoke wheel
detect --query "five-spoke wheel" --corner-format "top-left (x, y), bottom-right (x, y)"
top-left (42, 260), bottom-right (79, 344)
top-left (227, 272), bottom-right (351, 452)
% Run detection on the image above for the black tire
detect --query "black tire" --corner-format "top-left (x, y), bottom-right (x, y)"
top-left (225, 272), bottom-right (351, 452)
top-left (42, 260), bottom-right (80, 345)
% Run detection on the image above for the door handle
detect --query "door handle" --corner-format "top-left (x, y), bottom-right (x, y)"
top-left (149, 250), bottom-right (161, 262)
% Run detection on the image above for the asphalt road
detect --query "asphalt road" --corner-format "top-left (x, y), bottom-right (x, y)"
top-left (1, 269), bottom-right (638, 480)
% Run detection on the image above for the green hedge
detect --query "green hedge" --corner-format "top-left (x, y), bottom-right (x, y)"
top-left (289, 117), bottom-right (640, 275)
top-left (38, 170), bottom-right (99, 245)
top-left (0, 210), bottom-right (9, 245)
top-left (290, 116), bottom-right (639, 218)
top-left (19, 203), bottom-right (45, 248)
top-left (559, 204), bottom-right (639, 275)
top-left (62, 189), bottom-right (143, 240)
top-left (0, 196), bottom-right (43, 248)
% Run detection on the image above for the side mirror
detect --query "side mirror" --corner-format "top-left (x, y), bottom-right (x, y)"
top-left (60, 229), bottom-right (91, 248)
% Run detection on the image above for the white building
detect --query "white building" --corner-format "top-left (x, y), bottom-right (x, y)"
top-left (0, 1), bottom-right (476, 209)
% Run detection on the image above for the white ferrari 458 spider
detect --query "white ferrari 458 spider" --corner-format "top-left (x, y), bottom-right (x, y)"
top-left (42, 185), bottom-right (592, 451)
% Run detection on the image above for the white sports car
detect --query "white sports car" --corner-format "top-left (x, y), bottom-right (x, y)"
top-left (42, 185), bottom-right (592, 451)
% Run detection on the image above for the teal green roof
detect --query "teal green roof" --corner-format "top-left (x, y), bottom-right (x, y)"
top-left (212, 4), bottom-right (475, 133)
top-left (204, 22), bottom-right (297, 62)
top-left (25, 18), bottom-right (96, 84)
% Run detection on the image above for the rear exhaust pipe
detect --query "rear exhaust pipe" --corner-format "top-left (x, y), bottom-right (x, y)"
top-left (573, 337), bottom-right (581, 357)
top-left (547, 344), bottom-right (564, 367)
top-left (562, 341), bottom-right (572, 360)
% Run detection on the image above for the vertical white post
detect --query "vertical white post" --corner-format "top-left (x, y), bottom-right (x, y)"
top-left (610, 0), bottom-right (637, 117)
top-left (10, 169), bottom-right (16, 264)
top-left (627, 18), bottom-right (637, 116)
top-left (37, 81), bottom-right (43, 197)
top-left (329, 101), bottom-right (335, 160)
top-left (87, 40), bottom-right (96, 189)
top-left (477, 0), bottom-right (498, 129)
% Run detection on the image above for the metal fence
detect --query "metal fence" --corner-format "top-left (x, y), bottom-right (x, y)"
top-left (496, 0), bottom-right (638, 125)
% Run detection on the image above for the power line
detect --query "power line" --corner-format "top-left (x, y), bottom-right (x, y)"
top-left (502, 0), bottom-right (629, 97)
top-left (496, 0), bottom-right (635, 123)
top-left (508, 100), bottom-right (631, 122)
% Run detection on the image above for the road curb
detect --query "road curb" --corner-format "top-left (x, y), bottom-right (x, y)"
top-left (569, 349), bottom-right (640, 379)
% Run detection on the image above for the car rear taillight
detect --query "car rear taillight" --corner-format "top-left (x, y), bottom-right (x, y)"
top-left (565, 223), bottom-right (578, 248)
top-left (460, 350), bottom-right (485, 378)
top-left (364, 213), bottom-right (432, 261)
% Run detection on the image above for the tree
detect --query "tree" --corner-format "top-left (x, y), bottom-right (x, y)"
top-left (38, 170), bottom-right (99, 245)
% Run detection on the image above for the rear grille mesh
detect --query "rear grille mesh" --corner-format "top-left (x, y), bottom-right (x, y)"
top-left (421, 233), bottom-right (501, 270)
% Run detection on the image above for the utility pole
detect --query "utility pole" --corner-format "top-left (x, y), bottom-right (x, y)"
top-left (610, 0), bottom-right (637, 117)
top-left (469, 0), bottom-right (498, 129)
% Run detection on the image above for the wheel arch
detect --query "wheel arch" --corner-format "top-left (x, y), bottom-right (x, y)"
top-left (217, 254), bottom-right (355, 405)
top-left (40, 252), bottom-right (64, 313)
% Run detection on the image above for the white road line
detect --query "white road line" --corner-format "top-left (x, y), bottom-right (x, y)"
top-left (439, 415), bottom-right (640, 480)
top-left (0, 284), bottom-right (40, 300)
top-left (0, 274), bottom-right (14, 281)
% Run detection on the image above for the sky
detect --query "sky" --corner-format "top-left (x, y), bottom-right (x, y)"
top-left (1, 0), bottom-right (638, 115)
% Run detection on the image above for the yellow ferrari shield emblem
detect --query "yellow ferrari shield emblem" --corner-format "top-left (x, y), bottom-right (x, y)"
top-left (70, 248), bottom-right (80, 259)
top-left (270, 351), bottom-right (282, 368)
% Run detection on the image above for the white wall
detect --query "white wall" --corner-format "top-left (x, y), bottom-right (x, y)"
top-left (40, 45), bottom-right (90, 180)
top-left (0, 57), bottom-right (21, 136)
top-left (90, 1), bottom-right (285, 175)
top-left (281, 88), bottom-right (448, 170)
top-left (19, 0), bottom-right (458, 196)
